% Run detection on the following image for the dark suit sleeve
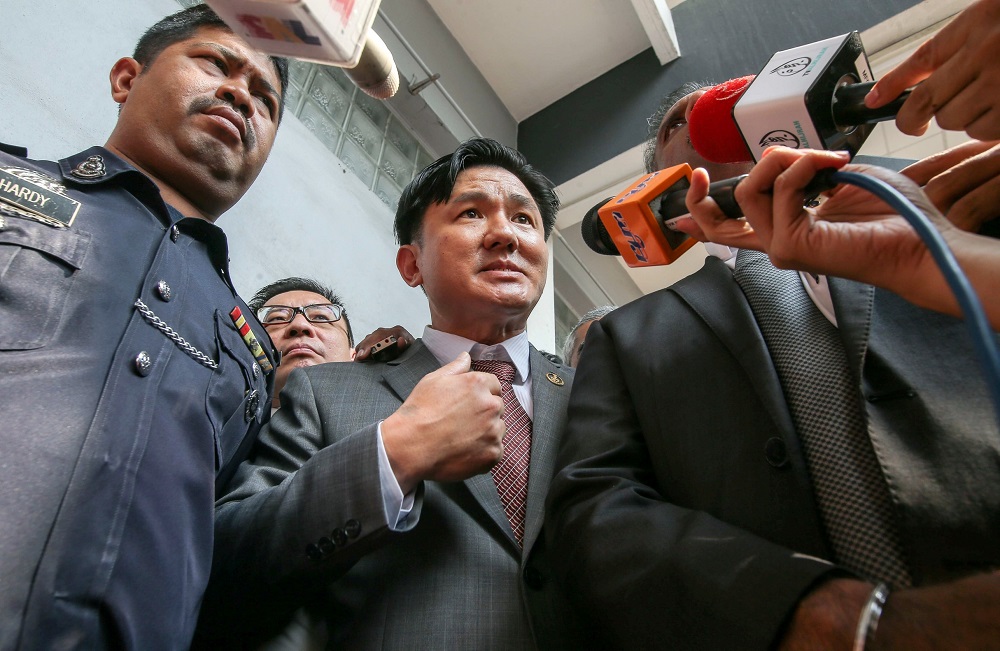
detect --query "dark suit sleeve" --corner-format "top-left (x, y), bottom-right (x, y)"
top-left (545, 315), bottom-right (837, 650)
top-left (196, 366), bottom-right (422, 640)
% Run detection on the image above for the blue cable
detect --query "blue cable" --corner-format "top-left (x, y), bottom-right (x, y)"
top-left (828, 170), bottom-right (1000, 427)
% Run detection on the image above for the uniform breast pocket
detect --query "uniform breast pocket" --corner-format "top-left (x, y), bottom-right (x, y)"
top-left (0, 215), bottom-right (91, 350)
top-left (206, 311), bottom-right (268, 475)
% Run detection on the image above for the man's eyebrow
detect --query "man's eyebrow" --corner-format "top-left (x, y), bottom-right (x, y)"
top-left (450, 190), bottom-right (539, 212)
top-left (197, 42), bottom-right (280, 99)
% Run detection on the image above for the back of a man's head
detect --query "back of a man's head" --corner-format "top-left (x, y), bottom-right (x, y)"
top-left (394, 137), bottom-right (560, 246)
top-left (563, 305), bottom-right (617, 367)
top-left (133, 4), bottom-right (289, 107)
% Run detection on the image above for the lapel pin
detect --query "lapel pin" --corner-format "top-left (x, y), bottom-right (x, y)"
top-left (546, 372), bottom-right (564, 386)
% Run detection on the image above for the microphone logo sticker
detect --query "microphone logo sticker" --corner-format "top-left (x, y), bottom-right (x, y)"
top-left (770, 57), bottom-right (811, 76)
top-left (759, 130), bottom-right (800, 149)
top-left (611, 211), bottom-right (648, 263)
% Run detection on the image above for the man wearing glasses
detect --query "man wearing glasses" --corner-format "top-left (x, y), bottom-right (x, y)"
top-left (248, 278), bottom-right (356, 412)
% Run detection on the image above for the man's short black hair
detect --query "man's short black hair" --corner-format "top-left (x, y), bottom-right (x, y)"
top-left (643, 81), bottom-right (714, 173)
top-left (394, 137), bottom-right (560, 245)
top-left (134, 4), bottom-right (289, 118)
top-left (249, 277), bottom-right (354, 346)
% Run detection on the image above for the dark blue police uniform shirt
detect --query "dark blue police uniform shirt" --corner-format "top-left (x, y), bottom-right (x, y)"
top-left (0, 146), bottom-right (275, 649)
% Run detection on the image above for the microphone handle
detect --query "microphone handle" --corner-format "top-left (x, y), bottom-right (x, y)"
top-left (832, 81), bottom-right (912, 127)
top-left (657, 170), bottom-right (838, 223)
top-left (658, 176), bottom-right (747, 222)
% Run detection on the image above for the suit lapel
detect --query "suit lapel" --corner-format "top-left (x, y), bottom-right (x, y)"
top-left (672, 257), bottom-right (796, 439)
top-left (521, 347), bottom-right (570, 556)
top-left (381, 341), bottom-right (440, 403)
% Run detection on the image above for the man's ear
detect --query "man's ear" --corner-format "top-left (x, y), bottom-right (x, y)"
top-left (109, 57), bottom-right (143, 104)
top-left (396, 245), bottom-right (423, 288)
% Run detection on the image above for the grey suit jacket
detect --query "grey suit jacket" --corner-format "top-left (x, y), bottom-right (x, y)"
top-left (198, 341), bottom-right (588, 650)
top-left (546, 256), bottom-right (1000, 650)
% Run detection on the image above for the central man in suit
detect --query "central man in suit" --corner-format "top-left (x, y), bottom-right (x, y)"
top-left (198, 138), bottom-right (587, 649)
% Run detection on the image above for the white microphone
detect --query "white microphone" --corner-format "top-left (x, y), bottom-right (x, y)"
top-left (204, 0), bottom-right (399, 99)
top-left (688, 32), bottom-right (904, 164)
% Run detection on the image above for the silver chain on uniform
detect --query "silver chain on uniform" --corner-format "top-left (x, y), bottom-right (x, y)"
top-left (133, 299), bottom-right (219, 370)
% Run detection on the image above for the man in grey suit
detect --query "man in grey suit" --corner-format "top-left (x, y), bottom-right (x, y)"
top-left (546, 82), bottom-right (1000, 650)
top-left (197, 138), bottom-right (587, 649)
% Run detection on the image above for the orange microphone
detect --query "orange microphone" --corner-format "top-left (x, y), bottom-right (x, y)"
top-left (582, 165), bottom-right (745, 267)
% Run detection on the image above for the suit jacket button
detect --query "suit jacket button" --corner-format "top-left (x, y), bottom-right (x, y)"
top-left (332, 528), bottom-right (348, 546)
top-left (318, 536), bottom-right (335, 554)
top-left (523, 566), bottom-right (544, 590)
top-left (344, 519), bottom-right (362, 538)
top-left (764, 437), bottom-right (789, 467)
top-left (305, 543), bottom-right (322, 562)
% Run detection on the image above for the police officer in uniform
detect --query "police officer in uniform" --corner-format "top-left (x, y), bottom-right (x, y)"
top-left (0, 5), bottom-right (287, 649)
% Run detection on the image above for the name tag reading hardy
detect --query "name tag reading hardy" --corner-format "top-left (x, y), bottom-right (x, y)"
top-left (0, 168), bottom-right (81, 227)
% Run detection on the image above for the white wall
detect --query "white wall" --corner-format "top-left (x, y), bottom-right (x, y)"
top-left (2, 0), bottom-right (557, 348)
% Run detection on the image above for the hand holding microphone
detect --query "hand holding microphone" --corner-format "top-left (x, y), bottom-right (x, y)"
top-left (866, 0), bottom-right (1000, 140)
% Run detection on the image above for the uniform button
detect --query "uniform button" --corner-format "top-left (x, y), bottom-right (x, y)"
top-left (245, 390), bottom-right (260, 422)
top-left (252, 362), bottom-right (260, 379)
top-left (344, 519), bottom-right (361, 538)
top-left (169, 225), bottom-right (180, 242)
top-left (134, 351), bottom-right (153, 377)
top-left (305, 543), bottom-right (322, 561)
top-left (155, 280), bottom-right (172, 302)
top-left (764, 437), bottom-right (789, 467)
top-left (318, 537), bottom-right (335, 554)
top-left (332, 528), bottom-right (348, 546)
top-left (523, 566), bottom-right (543, 590)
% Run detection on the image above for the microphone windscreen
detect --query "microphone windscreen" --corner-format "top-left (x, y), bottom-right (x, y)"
top-left (581, 198), bottom-right (619, 256)
top-left (688, 76), bottom-right (755, 164)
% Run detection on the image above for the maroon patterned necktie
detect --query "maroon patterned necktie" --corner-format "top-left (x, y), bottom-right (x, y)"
top-left (472, 359), bottom-right (532, 546)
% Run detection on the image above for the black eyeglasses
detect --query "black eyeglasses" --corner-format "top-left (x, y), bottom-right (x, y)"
top-left (257, 304), bottom-right (344, 326)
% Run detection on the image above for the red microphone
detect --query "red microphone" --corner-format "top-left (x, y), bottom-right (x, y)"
top-left (687, 33), bottom-right (911, 165)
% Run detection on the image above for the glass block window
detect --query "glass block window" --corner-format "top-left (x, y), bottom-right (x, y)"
top-left (175, 0), bottom-right (435, 210)
top-left (286, 61), bottom-right (436, 210)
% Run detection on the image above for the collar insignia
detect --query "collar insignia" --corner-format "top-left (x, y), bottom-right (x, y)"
top-left (70, 155), bottom-right (106, 179)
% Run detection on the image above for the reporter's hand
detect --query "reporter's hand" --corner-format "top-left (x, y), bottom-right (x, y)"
top-left (380, 352), bottom-right (505, 494)
top-left (354, 325), bottom-right (414, 362)
top-left (673, 167), bottom-right (765, 250)
top-left (866, 0), bottom-right (1000, 139)
top-left (733, 147), bottom-right (943, 289)
top-left (902, 140), bottom-right (1000, 232)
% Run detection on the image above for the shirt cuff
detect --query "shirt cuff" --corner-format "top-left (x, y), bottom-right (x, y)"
top-left (376, 421), bottom-right (415, 530)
